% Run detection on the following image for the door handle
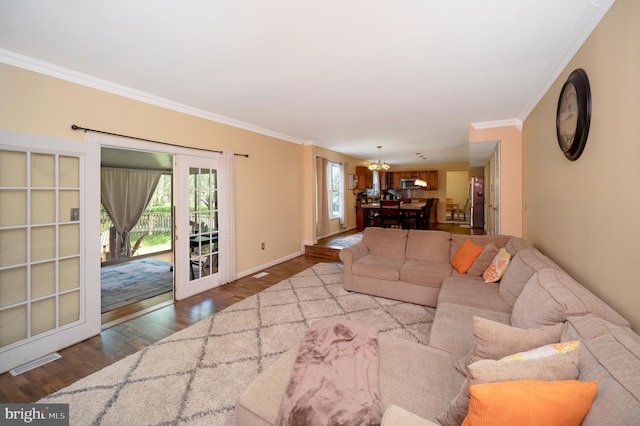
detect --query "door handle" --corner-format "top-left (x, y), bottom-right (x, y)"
top-left (173, 206), bottom-right (178, 240)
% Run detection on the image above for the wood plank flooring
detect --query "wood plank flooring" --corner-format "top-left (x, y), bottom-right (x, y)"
top-left (0, 222), bottom-right (481, 403)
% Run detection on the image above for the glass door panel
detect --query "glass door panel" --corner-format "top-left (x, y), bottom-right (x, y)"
top-left (0, 131), bottom-right (100, 374)
top-left (174, 155), bottom-right (219, 300)
top-left (189, 167), bottom-right (219, 281)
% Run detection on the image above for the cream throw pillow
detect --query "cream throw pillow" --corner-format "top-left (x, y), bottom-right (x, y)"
top-left (454, 316), bottom-right (565, 374)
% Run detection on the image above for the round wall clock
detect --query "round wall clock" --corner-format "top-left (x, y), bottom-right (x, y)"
top-left (556, 68), bottom-right (591, 161)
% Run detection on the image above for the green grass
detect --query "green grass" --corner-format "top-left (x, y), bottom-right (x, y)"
top-left (131, 232), bottom-right (172, 255)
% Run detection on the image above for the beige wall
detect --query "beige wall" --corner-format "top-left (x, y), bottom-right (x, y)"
top-left (0, 63), bottom-right (305, 276)
top-left (523, 0), bottom-right (640, 331)
top-left (469, 125), bottom-right (523, 237)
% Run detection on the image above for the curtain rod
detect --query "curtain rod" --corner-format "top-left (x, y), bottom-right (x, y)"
top-left (315, 156), bottom-right (343, 165)
top-left (71, 124), bottom-right (249, 158)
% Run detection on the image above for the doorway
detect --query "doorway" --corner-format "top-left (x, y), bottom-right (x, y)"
top-left (445, 171), bottom-right (470, 223)
top-left (93, 133), bottom-right (226, 327)
top-left (99, 147), bottom-right (175, 324)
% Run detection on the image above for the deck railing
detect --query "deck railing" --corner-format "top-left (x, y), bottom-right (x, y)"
top-left (101, 212), bottom-right (172, 237)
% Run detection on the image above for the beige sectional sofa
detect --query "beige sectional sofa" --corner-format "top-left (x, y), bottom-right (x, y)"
top-left (236, 228), bottom-right (640, 425)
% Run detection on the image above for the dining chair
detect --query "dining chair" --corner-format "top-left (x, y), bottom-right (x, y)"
top-left (421, 198), bottom-right (435, 230)
top-left (380, 199), bottom-right (402, 228)
top-left (402, 204), bottom-right (422, 230)
top-left (460, 199), bottom-right (470, 221)
top-left (446, 197), bottom-right (456, 220)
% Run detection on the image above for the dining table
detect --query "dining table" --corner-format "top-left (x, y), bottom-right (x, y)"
top-left (360, 201), bottom-right (427, 229)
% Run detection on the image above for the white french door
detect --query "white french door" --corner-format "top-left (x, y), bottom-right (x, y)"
top-left (0, 131), bottom-right (100, 374)
top-left (174, 154), bottom-right (220, 300)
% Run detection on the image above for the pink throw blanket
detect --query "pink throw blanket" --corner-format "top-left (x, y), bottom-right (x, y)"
top-left (276, 318), bottom-right (383, 426)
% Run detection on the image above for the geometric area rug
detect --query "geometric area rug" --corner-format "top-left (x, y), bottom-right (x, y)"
top-left (41, 263), bottom-right (436, 425)
top-left (101, 258), bottom-right (174, 313)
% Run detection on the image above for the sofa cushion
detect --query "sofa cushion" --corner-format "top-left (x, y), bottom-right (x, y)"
top-left (466, 243), bottom-right (498, 277)
top-left (437, 278), bottom-right (511, 314)
top-left (382, 405), bottom-right (440, 426)
top-left (400, 260), bottom-right (453, 289)
top-left (406, 230), bottom-right (451, 263)
top-left (378, 334), bottom-right (463, 423)
top-left (464, 380), bottom-right (597, 426)
top-left (362, 227), bottom-right (408, 259)
top-left (498, 248), bottom-right (561, 307)
top-left (511, 268), bottom-right (631, 328)
top-left (352, 254), bottom-right (405, 281)
top-left (561, 315), bottom-right (640, 425)
top-left (428, 305), bottom-right (511, 357)
top-left (451, 240), bottom-right (484, 274)
top-left (504, 237), bottom-right (535, 256)
top-left (438, 350), bottom-right (580, 426)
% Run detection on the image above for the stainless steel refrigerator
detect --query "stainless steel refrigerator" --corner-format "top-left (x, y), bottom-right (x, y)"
top-left (469, 177), bottom-right (485, 229)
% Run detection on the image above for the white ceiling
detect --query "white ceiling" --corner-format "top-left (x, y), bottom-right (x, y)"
top-left (0, 0), bottom-right (614, 165)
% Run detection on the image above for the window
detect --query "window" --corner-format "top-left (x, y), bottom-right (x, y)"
top-left (372, 170), bottom-right (380, 195)
top-left (328, 161), bottom-right (342, 219)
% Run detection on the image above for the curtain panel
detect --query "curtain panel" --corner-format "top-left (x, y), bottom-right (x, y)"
top-left (316, 157), bottom-right (330, 237)
top-left (101, 168), bottom-right (162, 258)
top-left (218, 150), bottom-right (236, 284)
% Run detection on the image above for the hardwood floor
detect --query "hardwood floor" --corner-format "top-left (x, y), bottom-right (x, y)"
top-left (0, 222), bottom-right (482, 403)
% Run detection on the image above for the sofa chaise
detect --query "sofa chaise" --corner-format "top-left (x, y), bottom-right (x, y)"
top-left (236, 228), bottom-right (640, 425)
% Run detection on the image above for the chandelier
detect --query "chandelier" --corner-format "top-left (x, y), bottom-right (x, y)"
top-left (368, 146), bottom-right (390, 171)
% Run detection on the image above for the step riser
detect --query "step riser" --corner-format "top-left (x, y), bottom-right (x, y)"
top-left (304, 245), bottom-right (340, 261)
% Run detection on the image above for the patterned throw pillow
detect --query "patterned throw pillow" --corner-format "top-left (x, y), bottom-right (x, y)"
top-left (500, 341), bottom-right (580, 362)
top-left (482, 247), bottom-right (511, 283)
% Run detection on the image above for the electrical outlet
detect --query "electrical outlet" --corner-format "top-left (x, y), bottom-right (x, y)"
top-left (261, 242), bottom-right (265, 250)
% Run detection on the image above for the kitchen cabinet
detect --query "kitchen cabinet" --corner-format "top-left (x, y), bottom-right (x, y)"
top-left (390, 170), bottom-right (438, 190)
top-left (355, 166), bottom-right (373, 189)
top-left (380, 172), bottom-right (394, 191)
top-left (423, 170), bottom-right (438, 190)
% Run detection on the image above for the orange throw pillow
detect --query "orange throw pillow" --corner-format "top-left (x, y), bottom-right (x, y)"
top-left (451, 240), bottom-right (484, 274)
top-left (463, 380), bottom-right (598, 426)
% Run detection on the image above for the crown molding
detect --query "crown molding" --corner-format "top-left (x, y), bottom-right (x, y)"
top-left (518, 0), bottom-right (615, 121)
top-left (0, 48), bottom-right (306, 145)
top-left (471, 119), bottom-right (523, 131)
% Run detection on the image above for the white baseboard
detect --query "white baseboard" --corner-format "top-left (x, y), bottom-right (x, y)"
top-left (236, 250), bottom-right (305, 280)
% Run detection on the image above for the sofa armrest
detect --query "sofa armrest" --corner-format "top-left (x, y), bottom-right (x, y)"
top-left (381, 405), bottom-right (439, 426)
top-left (338, 241), bottom-right (369, 265)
